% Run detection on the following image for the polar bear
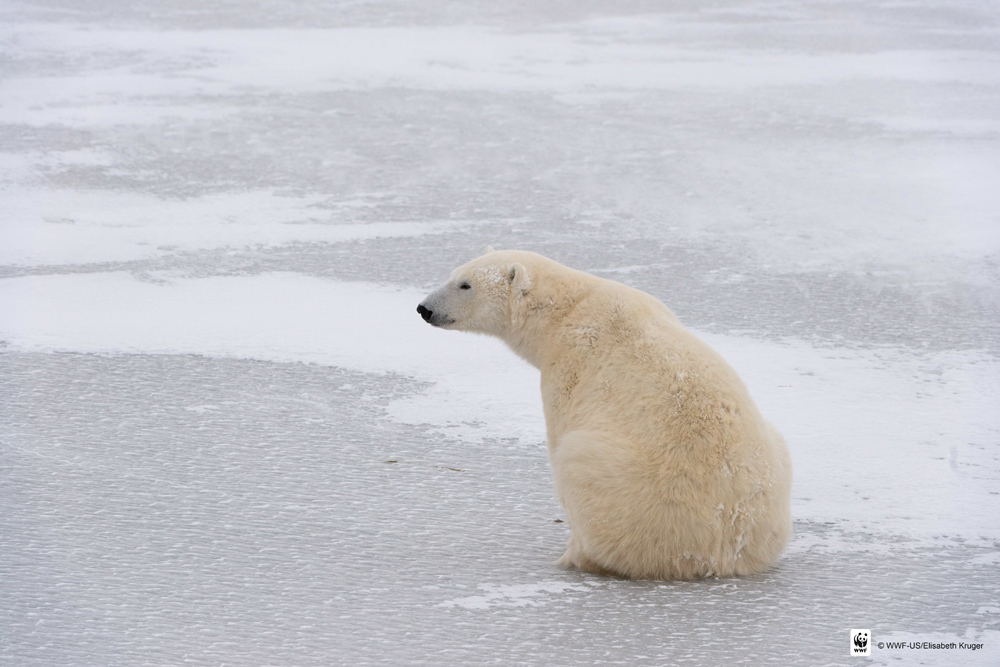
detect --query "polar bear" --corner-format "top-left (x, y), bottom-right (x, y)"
top-left (417, 249), bottom-right (791, 579)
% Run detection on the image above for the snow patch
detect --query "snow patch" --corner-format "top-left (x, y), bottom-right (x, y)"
top-left (0, 188), bottom-right (479, 266)
top-left (438, 581), bottom-right (591, 609)
top-left (970, 552), bottom-right (1000, 566)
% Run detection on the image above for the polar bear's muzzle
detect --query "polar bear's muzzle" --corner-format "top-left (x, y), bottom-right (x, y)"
top-left (416, 301), bottom-right (454, 327)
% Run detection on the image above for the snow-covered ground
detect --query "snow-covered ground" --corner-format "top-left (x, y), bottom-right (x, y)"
top-left (1, 1), bottom-right (998, 665)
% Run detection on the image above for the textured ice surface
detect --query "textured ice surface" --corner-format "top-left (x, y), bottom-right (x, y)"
top-left (2, 353), bottom-right (998, 666)
top-left (2, 1), bottom-right (999, 665)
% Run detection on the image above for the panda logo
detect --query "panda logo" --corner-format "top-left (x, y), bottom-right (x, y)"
top-left (851, 629), bottom-right (871, 656)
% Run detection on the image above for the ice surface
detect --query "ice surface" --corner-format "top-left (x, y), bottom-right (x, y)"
top-left (1, 0), bottom-right (998, 665)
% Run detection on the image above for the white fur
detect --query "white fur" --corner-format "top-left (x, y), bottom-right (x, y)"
top-left (419, 250), bottom-right (792, 579)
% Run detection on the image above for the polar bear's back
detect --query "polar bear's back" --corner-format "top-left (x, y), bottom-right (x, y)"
top-left (546, 278), bottom-right (764, 450)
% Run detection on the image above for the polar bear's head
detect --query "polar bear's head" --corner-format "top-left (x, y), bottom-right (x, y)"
top-left (417, 247), bottom-right (533, 336)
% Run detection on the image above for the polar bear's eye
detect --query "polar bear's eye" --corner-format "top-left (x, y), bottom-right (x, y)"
top-left (459, 282), bottom-right (471, 290)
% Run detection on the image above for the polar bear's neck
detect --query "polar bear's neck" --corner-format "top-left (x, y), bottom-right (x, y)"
top-left (501, 273), bottom-right (598, 369)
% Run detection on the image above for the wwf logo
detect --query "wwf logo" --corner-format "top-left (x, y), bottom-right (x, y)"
top-left (851, 629), bottom-right (871, 656)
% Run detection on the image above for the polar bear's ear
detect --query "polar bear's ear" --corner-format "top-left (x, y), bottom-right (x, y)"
top-left (507, 263), bottom-right (531, 293)
top-left (484, 245), bottom-right (496, 255)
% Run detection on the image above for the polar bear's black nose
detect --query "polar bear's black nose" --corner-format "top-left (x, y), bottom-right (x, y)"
top-left (417, 304), bottom-right (433, 323)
